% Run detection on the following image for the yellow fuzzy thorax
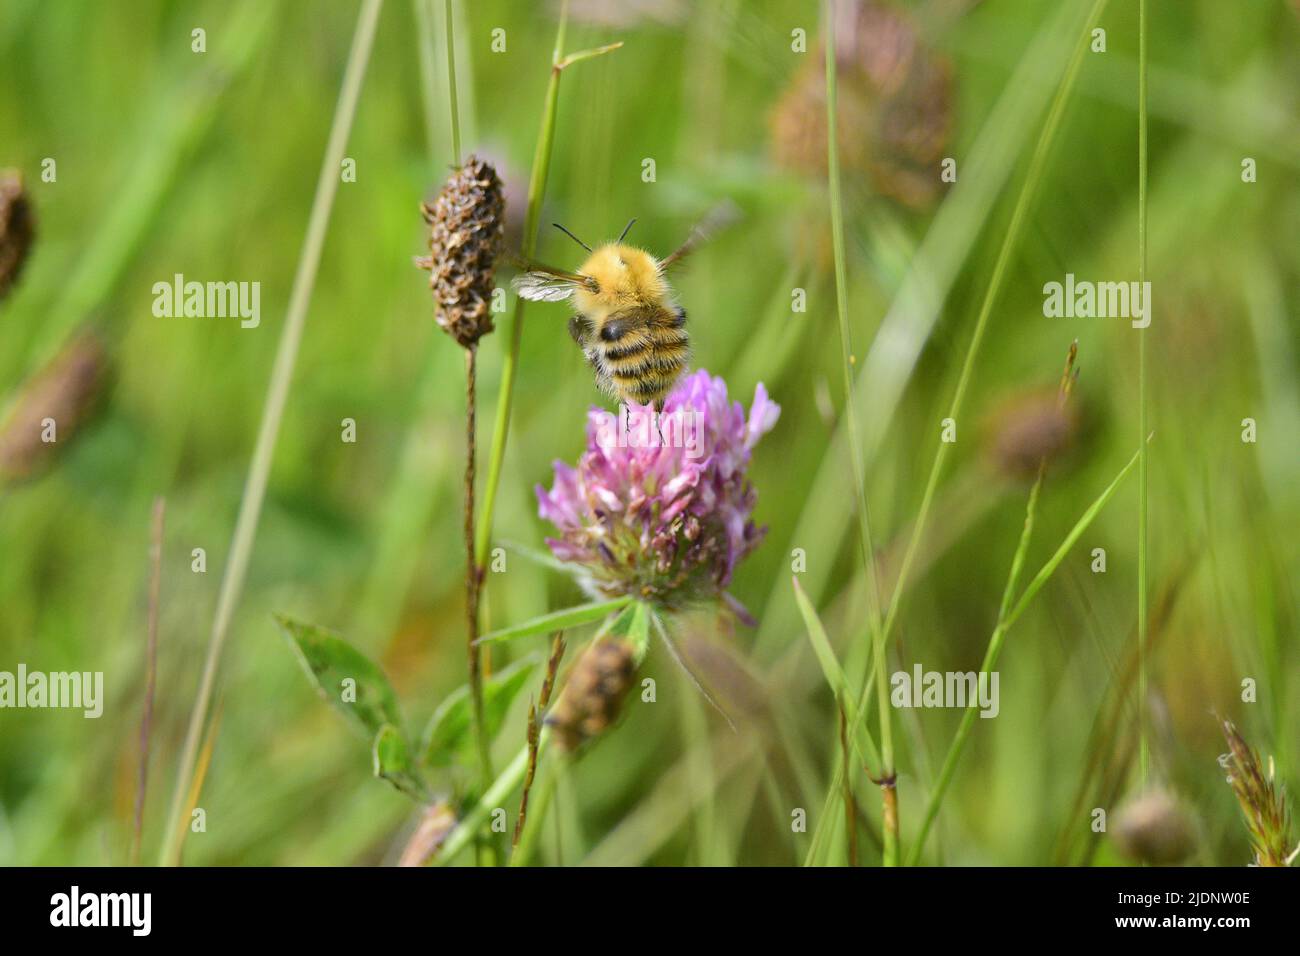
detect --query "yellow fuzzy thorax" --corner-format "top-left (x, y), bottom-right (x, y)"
top-left (573, 244), bottom-right (668, 313)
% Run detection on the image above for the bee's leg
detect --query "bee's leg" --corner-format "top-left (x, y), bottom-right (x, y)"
top-left (653, 399), bottom-right (671, 448)
top-left (570, 315), bottom-right (614, 396)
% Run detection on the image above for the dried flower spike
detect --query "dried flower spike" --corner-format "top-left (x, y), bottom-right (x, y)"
top-left (0, 169), bottom-right (36, 301)
top-left (415, 155), bottom-right (505, 348)
top-left (1219, 719), bottom-right (1296, 867)
top-left (0, 330), bottom-right (110, 485)
top-left (545, 637), bottom-right (636, 752)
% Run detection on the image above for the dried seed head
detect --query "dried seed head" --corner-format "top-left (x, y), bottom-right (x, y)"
top-left (1219, 719), bottom-right (1295, 867)
top-left (0, 169), bottom-right (36, 301)
top-left (769, 0), bottom-right (953, 209)
top-left (984, 388), bottom-right (1080, 481)
top-left (1112, 789), bottom-right (1196, 865)
top-left (416, 155), bottom-right (505, 348)
top-left (0, 330), bottom-right (110, 485)
top-left (545, 638), bottom-right (636, 752)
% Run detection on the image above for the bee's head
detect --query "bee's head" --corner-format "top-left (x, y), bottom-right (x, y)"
top-left (545, 220), bottom-right (668, 311)
top-left (575, 243), bottom-right (667, 311)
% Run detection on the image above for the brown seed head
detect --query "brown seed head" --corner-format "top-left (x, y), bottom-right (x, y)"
top-left (0, 169), bottom-right (36, 301)
top-left (416, 155), bottom-right (505, 348)
top-left (0, 330), bottom-right (110, 485)
top-left (545, 637), bottom-right (636, 752)
top-left (1112, 788), bottom-right (1196, 865)
top-left (769, 0), bottom-right (953, 209)
top-left (985, 388), bottom-right (1080, 481)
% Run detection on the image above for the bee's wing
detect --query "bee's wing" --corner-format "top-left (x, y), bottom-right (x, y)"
top-left (513, 272), bottom-right (580, 302)
top-left (508, 257), bottom-right (591, 302)
top-left (659, 200), bottom-right (741, 272)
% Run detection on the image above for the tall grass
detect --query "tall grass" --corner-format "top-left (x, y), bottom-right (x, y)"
top-left (1136, 0), bottom-right (1150, 787)
top-left (823, 0), bottom-right (892, 865)
top-left (158, 0), bottom-right (384, 866)
top-left (820, 0), bottom-right (1111, 865)
top-left (443, 0), bottom-right (462, 165)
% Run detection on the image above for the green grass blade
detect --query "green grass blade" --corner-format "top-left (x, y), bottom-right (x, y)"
top-left (1006, 446), bottom-right (1143, 631)
top-left (1136, 0), bottom-right (1151, 786)
top-left (475, 596), bottom-right (632, 646)
top-left (905, 475), bottom-right (1044, 865)
top-left (159, 0), bottom-right (385, 868)
top-left (792, 576), bottom-right (851, 709)
top-left (906, 446), bottom-right (1141, 864)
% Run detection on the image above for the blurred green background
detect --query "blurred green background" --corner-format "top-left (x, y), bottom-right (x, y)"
top-left (0, 0), bottom-right (1296, 866)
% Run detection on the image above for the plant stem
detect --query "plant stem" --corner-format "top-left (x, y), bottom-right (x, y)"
top-left (514, 633), bottom-right (565, 852)
top-left (435, 736), bottom-right (541, 865)
top-left (839, 702), bottom-right (859, 867)
top-left (474, 3), bottom-right (569, 569)
top-left (158, 0), bottom-right (384, 867)
top-left (444, 0), bottom-right (461, 165)
top-left (463, 346), bottom-right (492, 792)
top-left (133, 497), bottom-right (165, 866)
top-left (412, 0), bottom-right (440, 159)
top-left (1136, 0), bottom-right (1150, 787)
top-left (511, 752), bottom-right (559, 867)
top-left (824, 0), bottom-right (893, 865)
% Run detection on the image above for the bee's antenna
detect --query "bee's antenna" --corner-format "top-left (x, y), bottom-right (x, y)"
top-left (552, 222), bottom-right (592, 252)
top-left (617, 218), bottom-right (637, 243)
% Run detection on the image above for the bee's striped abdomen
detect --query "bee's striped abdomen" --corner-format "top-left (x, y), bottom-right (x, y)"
top-left (599, 306), bottom-right (689, 407)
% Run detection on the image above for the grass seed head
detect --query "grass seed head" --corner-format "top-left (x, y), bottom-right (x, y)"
top-left (417, 155), bottom-right (505, 349)
top-left (1219, 719), bottom-right (1295, 867)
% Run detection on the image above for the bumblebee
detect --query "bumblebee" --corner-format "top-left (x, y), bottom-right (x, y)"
top-left (513, 209), bottom-right (732, 407)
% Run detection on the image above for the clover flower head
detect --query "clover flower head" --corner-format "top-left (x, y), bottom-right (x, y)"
top-left (536, 370), bottom-right (780, 610)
